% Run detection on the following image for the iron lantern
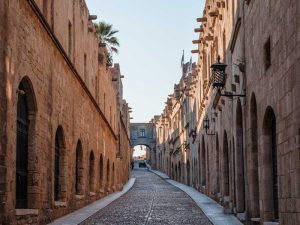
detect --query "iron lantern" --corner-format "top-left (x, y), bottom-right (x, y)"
top-left (203, 115), bottom-right (215, 136)
top-left (211, 56), bottom-right (227, 90)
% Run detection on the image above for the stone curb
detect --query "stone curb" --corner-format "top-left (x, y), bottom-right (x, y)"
top-left (48, 178), bottom-right (136, 225)
top-left (149, 169), bottom-right (243, 225)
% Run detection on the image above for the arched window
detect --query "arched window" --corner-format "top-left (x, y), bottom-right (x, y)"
top-left (262, 107), bottom-right (278, 221)
top-left (54, 126), bottom-right (66, 201)
top-left (89, 151), bottom-right (95, 192)
top-left (16, 78), bottom-right (37, 209)
top-left (75, 140), bottom-right (83, 195)
top-left (99, 154), bottom-right (104, 188)
top-left (249, 94), bottom-right (260, 218)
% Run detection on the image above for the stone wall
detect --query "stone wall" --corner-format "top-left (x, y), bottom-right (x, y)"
top-left (153, 0), bottom-right (300, 225)
top-left (0, 0), bottom-right (130, 224)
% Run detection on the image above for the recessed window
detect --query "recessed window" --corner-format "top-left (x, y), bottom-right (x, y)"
top-left (264, 37), bottom-right (271, 70)
top-left (140, 129), bottom-right (146, 137)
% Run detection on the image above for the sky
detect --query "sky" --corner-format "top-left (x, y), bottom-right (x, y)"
top-left (86, 0), bottom-right (205, 123)
top-left (133, 145), bottom-right (147, 157)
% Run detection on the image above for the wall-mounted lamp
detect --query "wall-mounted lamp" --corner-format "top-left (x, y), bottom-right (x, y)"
top-left (203, 115), bottom-right (215, 135)
top-left (211, 56), bottom-right (245, 98)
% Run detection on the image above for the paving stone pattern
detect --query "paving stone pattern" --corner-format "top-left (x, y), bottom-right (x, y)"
top-left (80, 170), bottom-right (212, 225)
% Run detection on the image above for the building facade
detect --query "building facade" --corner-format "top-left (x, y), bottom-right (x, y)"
top-left (153, 0), bottom-right (300, 225)
top-left (0, 0), bottom-right (131, 224)
top-left (130, 123), bottom-right (155, 167)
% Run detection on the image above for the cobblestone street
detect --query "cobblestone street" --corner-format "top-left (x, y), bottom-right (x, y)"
top-left (80, 170), bottom-right (212, 225)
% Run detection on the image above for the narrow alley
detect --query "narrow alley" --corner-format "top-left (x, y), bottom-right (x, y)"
top-left (80, 170), bottom-right (211, 225)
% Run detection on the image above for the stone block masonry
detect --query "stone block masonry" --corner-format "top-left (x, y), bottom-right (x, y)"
top-left (0, 0), bottom-right (131, 224)
top-left (152, 0), bottom-right (300, 225)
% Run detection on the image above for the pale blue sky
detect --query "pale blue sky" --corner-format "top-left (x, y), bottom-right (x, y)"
top-left (86, 0), bottom-right (204, 122)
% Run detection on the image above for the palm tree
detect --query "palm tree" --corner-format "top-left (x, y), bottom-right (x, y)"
top-left (94, 21), bottom-right (120, 54)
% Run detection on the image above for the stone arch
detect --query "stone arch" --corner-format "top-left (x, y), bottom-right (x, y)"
top-left (16, 77), bottom-right (38, 209)
top-left (99, 154), bottom-right (104, 188)
top-left (235, 99), bottom-right (245, 212)
top-left (89, 151), bottom-right (95, 192)
top-left (201, 136), bottom-right (206, 186)
top-left (249, 93), bottom-right (260, 218)
top-left (262, 106), bottom-right (279, 221)
top-left (75, 140), bottom-right (84, 195)
top-left (186, 159), bottom-right (191, 186)
top-left (54, 126), bottom-right (66, 201)
top-left (223, 130), bottom-right (230, 196)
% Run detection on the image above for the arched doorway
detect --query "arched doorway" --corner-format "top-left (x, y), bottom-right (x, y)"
top-left (89, 151), bottom-right (95, 192)
top-left (112, 162), bottom-right (115, 189)
top-left (249, 94), bottom-right (260, 218)
top-left (75, 140), bottom-right (83, 195)
top-left (223, 131), bottom-right (229, 197)
top-left (99, 154), bottom-right (104, 189)
top-left (201, 136), bottom-right (206, 187)
top-left (186, 159), bottom-right (191, 186)
top-left (216, 134), bottom-right (220, 194)
top-left (54, 126), bottom-right (66, 202)
top-left (178, 161), bottom-right (181, 182)
top-left (16, 78), bottom-right (37, 209)
top-left (175, 164), bottom-right (178, 181)
top-left (262, 107), bottom-right (278, 221)
top-left (235, 99), bottom-right (245, 212)
top-left (106, 159), bottom-right (110, 190)
top-left (171, 162), bottom-right (174, 179)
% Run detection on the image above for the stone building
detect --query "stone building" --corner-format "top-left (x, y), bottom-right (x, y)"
top-left (130, 123), bottom-right (155, 167)
top-left (153, 0), bottom-right (300, 225)
top-left (0, 0), bottom-right (131, 224)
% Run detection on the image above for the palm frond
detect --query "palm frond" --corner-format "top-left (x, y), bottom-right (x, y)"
top-left (94, 21), bottom-right (120, 57)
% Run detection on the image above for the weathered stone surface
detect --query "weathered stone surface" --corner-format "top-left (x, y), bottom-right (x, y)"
top-left (80, 170), bottom-right (212, 225)
top-left (0, 0), bottom-right (131, 224)
top-left (152, 1), bottom-right (300, 225)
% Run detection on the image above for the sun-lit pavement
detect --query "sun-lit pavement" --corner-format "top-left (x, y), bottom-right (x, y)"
top-left (80, 169), bottom-right (212, 225)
